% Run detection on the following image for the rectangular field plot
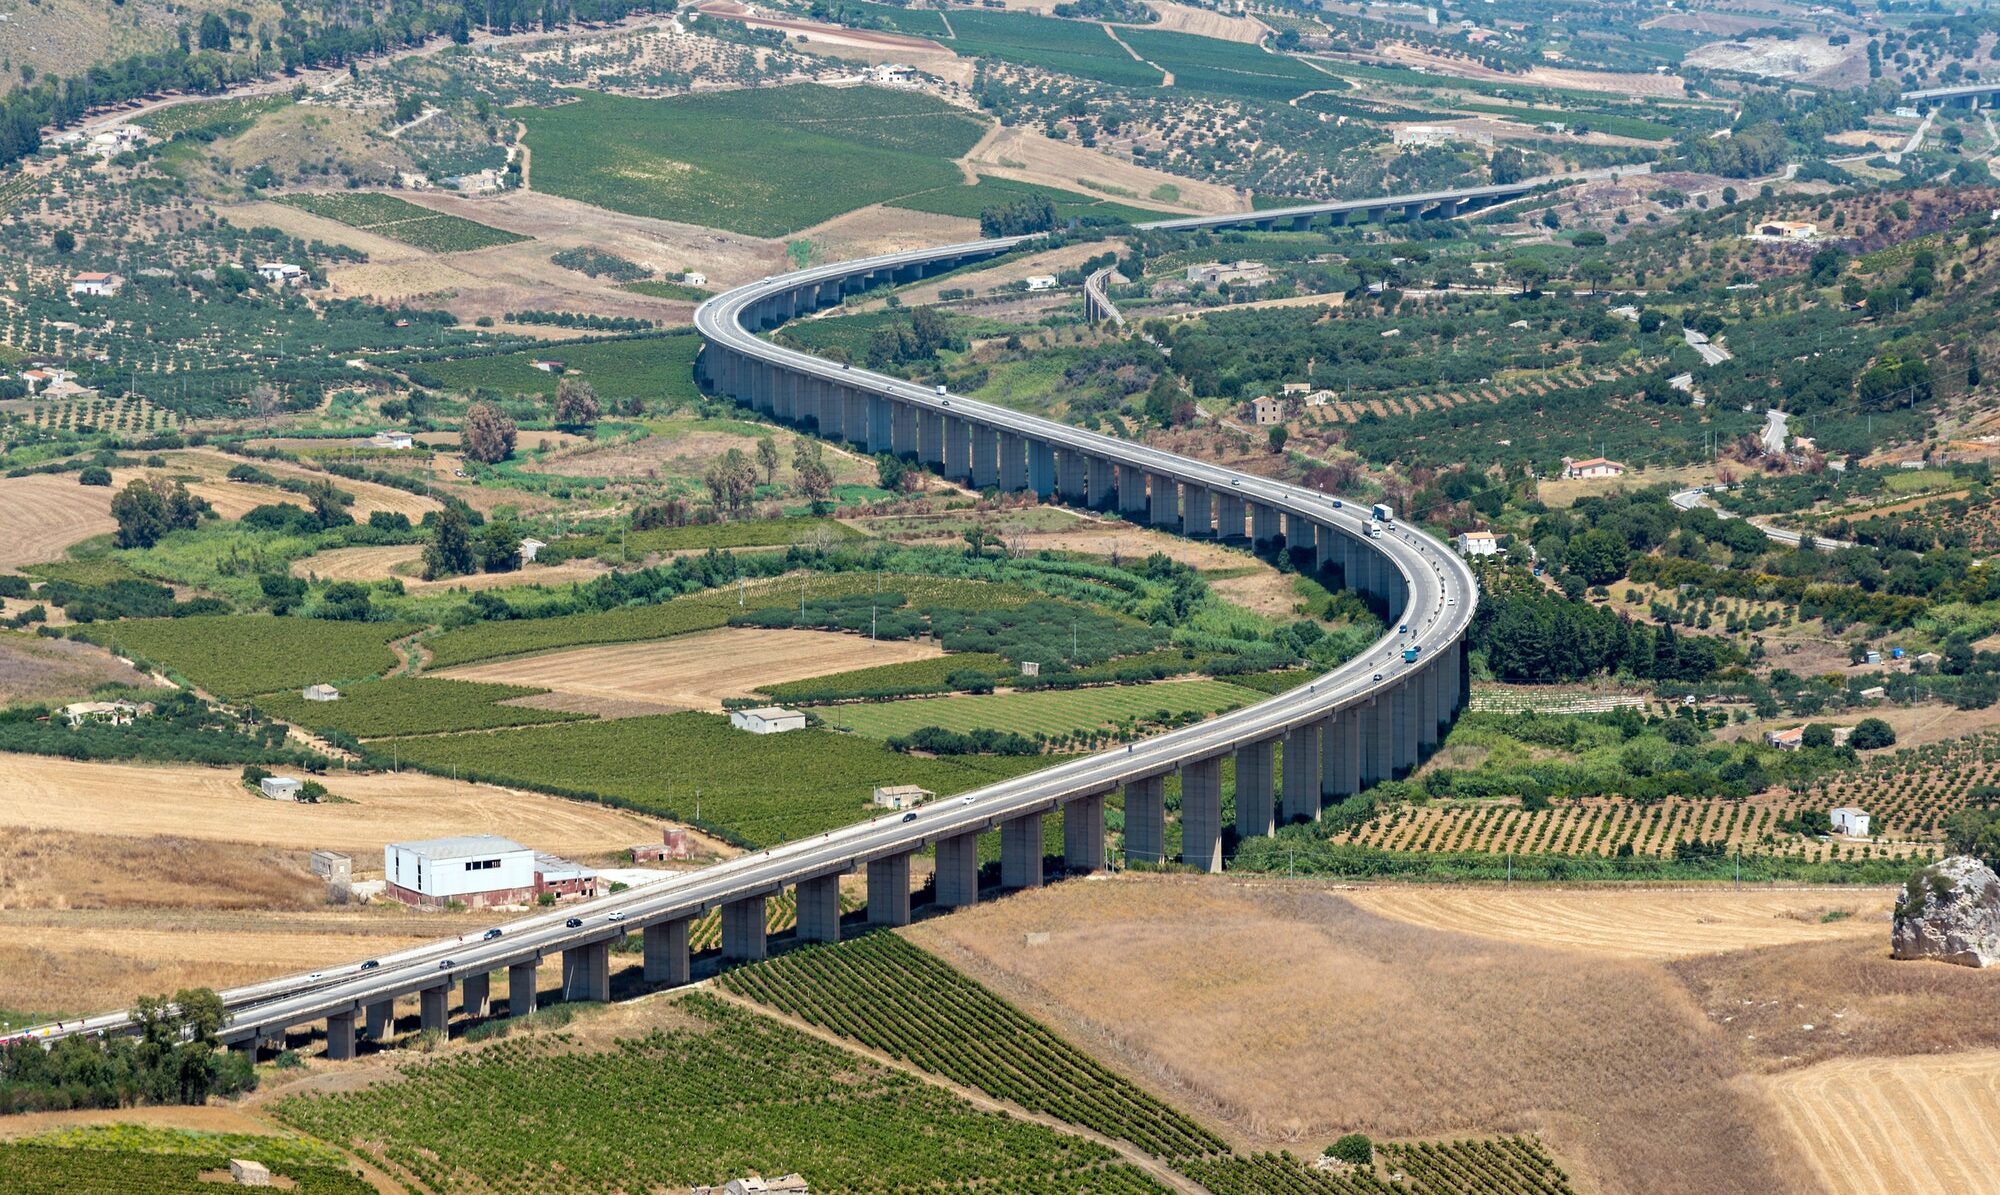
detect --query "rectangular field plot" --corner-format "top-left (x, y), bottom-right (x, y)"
top-left (1119, 28), bottom-right (1335, 102)
top-left (405, 332), bottom-right (701, 406)
top-left (820, 678), bottom-right (1265, 739)
top-left (276, 193), bottom-right (528, 252)
top-left (257, 677), bottom-right (589, 738)
top-left (945, 10), bottom-right (1166, 87)
top-left (74, 616), bottom-right (418, 698)
top-left (512, 87), bottom-right (987, 236)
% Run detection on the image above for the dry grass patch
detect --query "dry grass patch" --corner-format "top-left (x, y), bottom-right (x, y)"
top-left (905, 876), bottom-right (1815, 1195)
top-left (1343, 886), bottom-right (1893, 961)
top-left (0, 752), bottom-right (659, 860)
top-left (0, 829), bottom-right (322, 912)
top-left (0, 474), bottom-right (116, 569)
top-left (1765, 1050), bottom-right (2000, 1195)
top-left (0, 634), bottom-right (160, 706)
top-left (437, 627), bottom-right (947, 713)
top-left (965, 124), bottom-right (1243, 214)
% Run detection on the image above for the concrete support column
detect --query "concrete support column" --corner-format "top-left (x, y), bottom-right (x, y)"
top-left (970, 425), bottom-right (999, 489)
top-left (1001, 813), bottom-right (1044, 889)
top-left (508, 962), bottom-right (538, 1019)
top-left (869, 395), bottom-right (893, 453)
top-left (817, 381), bottom-right (844, 440)
top-left (919, 409), bottom-right (946, 468)
top-left (1362, 698), bottom-right (1392, 785)
top-left (1282, 725), bottom-right (1321, 824)
top-left (844, 392), bottom-right (871, 450)
top-left (1063, 791), bottom-right (1105, 873)
top-left (562, 940), bottom-right (610, 1003)
top-left (1087, 456), bottom-right (1116, 510)
top-left (1181, 757), bottom-right (1223, 873)
top-left (326, 1011), bottom-right (357, 1061)
top-left (795, 874), bottom-right (843, 943)
top-left (867, 855), bottom-right (912, 927)
top-left (1117, 464), bottom-right (1149, 519)
top-left (935, 831), bottom-right (980, 908)
top-left (1215, 493), bottom-right (1247, 540)
top-left (1183, 486), bottom-right (1213, 537)
top-left (1029, 440), bottom-right (1057, 498)
top-left (461, 972), bottom-right (491, 1019)
top-left (364, 999), bottom-right (393, 1039)
top-left (1315, 524), bottom-right (1335, 574)
top-left (420, 984), bottom-right (450, 1035)
top-left (1123, 775), bottom-right (1165, 868)
top-left (1148, 474), bottom-right (1178, 527)
top-left (1392, 682), bottom-right (1416, 776)
top-left (722, 896), bottom-right (768, 962)
top-left (644, 919), bottom-right (692, 985)
top-left (1234, 739), bottom-right (1275, 840)
top-left (1250, 502), bottom-right (1282, 549)
top-left (891, 401), bottom-right (918, 457)
top-left (1056, 448), bottom-right (1089, 504)
top-left (1418, 662), bottom-right (1441, 753)
top-left (1325, 712), bottom-right (1361, 798)
top-left (998, 433), bottom-right (1029, 492)
top-left (942, 416), bottom-right (972, 483)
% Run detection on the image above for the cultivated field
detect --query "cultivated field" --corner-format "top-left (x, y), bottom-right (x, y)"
top-left (1343, 886), bottom-right (1892, 961)
top-left (277, 192), bottom-right (530, 253)
top-left (907, 877), bottom-right (1818, 1195)
top-left (438, 627), bottom-right (948, 714)
top-left (964, 123), bottom-right (1245, 215)
top-left (1766, 1051), bottom-right (2000, 1195)
top-left (0, 752), bottom-right (660, 861)
top-left (820, 677), bottom-right (1263, 739)
top-left (0, 474), bottom-right (115, 569)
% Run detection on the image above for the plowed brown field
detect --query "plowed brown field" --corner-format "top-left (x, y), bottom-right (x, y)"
top-left (0, 474), bottom-right (116, 568)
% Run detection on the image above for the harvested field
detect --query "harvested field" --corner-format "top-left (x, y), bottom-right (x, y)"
top-left (0, 474), bottom-right (116, 569)
top-left (1017, 523), bottom-right (1299, 617)
top-left (437, 627), bottom-right (948, 713)
top-left (964, 123), bottom-right (1244, 215)
top-left (1765, 1051), bottom-right (2000, 1195)
top-left (0, 752), bottom-right (660, 861)
top-left (906, 876), bottom-right (1817, 1195)
top-left (291, 544), bottom-right (610, 592)
top-left (0, 634), bottom-right (160, 706)
top-left (1344, 886), bottom-right (1893, 961)
top-left (1143, 0), bottom-right (1268, 44)
top-left (802, 203), bottom-right (982, 261)
top-left (0, 829), bottom-right (322, 913)
top-left (1359, 43), bottom-right (1687, 97)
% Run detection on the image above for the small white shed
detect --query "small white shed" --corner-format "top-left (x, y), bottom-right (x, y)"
top-left (260, 776), bottom-right (304, 801)
top-left (1829, 807), bottom-right (1871, 838)
top-left (730, 706), bottom-right (806, 734)
top-left (302, 684), bottom-right (341, 702)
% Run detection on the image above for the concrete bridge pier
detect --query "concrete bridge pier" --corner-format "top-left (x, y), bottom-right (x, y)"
top-left (935, 831), bottom-right (980, 908)
top-left (722, 896), bottom-right (768, 962)
top-left (1029, 439), bottom-right (1057, 499)
top-left (1123, 775), bottom-right (1165, 867)
top-left (508, 961), bottom-right (538, 1018)
top-left (1361, 698), bottom-right (1391, 785)
top-left (563, 940), bottom-right (611, 1003)
top-left (644, 920), bottom-right (692, 984)
top-left (844, 392), bottom-right (872, 451)
top-left (325, 1010), bottom-right (357, 1061)
top-left (1314, 524), bottom-right (1335, 574)
top-left (1056, 448), bottom-right (1088, 504)
top-left (795, 874), bottom-right (842, 943)
top-left (890, 402), bottom-right (919, 457)
top-left (919, 409), bottom-right (946, 468)
top-left (1324, 712), bottom-right (1361, 798)
top-left (942, 416), bottom-right (972, 484)
top-left (970, 425), bottom-right (999, 489)
top-left (1392, 684), bottom-right (1416, 777)
top-left (1063, 791), bottom-right (1105, 873)
top-left (1418, 661), bottom-right (1441, 753)
top-left (1215, 493), bottom-right (1247, 540)
top-left (419, 983), bottom-right (450, 1034)
top-left (1183, 486), bottom-right (1213, 537)
top-left (1282, 725), bottom-right (1320, 824)
top-left (1249, 502), bottom-right (1283, 550)
top-left (1148, 474), bottom-right (1178, 527)
top-left (868, 396), bottom-right (894, 453)
top-left (868, 854), bottom-right (912, 927)
top-left (1001, 813), bottom-right (1045, 889)
top-left (364, 999), bottom-right (393, 1039)
top-left (1181, 757), bottom-right (1223, 872)
top-left (1117, 464), bottom-right (1150, 520)
top-left (999, 433), bottom-right (1029, 492)
top-left (1087, 456), bottom-right (1116, 510)
top-left (462, 972), bottom-right (491, 1019)
top-left (1235, 740), bottom-right (1275, 839)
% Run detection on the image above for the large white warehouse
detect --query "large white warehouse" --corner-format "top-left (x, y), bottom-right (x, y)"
top-left (385, 834), bottom-right (536, 909)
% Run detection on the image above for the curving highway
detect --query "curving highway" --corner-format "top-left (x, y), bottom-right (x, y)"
top-left (12, 181), bottom-right (1508, 1058)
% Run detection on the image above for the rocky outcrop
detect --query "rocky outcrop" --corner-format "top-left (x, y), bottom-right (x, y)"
top-left (1892, 856), bottom-right (2000, 968)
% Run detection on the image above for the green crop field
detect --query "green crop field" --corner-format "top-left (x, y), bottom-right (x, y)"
top-left (545, 516), bottom-right (868, 562)
top-left (277, 193), bottom-right (529, 253)
top-left (22, 1126), bottom-right (350, 1173)
top-left (832, 0), bottom-right (951, 36)
top-left (1118, 28), bottom-right (1333, 102)
top-left (424, 600), bottom-right (732, 669)
top-left (255, 677), bottom-right (588, 738)
top-left (944, 11), bottom-right (1165, 88)
top-left (74, 616), bottom-right (418, 697)
top-left (408, 332), bottom-right (701, 406)
top-left (274, 994), bottom-right (1169, 1195)
top-left (757, 651), bottom-right (1011, 702)
top-left (889, 174), bottom-right (1173, 224)
top-left (0, 1142), bottom-right (372, 1195)
top-left (384, 711), bottom-right (1049, 846)
top-left (721, 933), bottom-right (1231, 1160)
top-left (820, 677), bottom-right (1264, 739)
top-left (512, 88), bottom-right (987, 236)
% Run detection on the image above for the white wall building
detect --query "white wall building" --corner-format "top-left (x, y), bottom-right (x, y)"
top-left (1456, 530), bottom-right (1500, 557)
top-left (259, 776), bottom-right (304, 800)
top-left (1024, 275), bottom-right (1058, 291)
top-left (302, 684), bottom-right (341, 702)
top-left (873, 784), bottom-right (934, 810)
top-left (385, 834), bottom-right (536, 909)
top-left (1829, 807), bottom-right (1871, 838)
top-left (731, 706), bottom-right (807, 734)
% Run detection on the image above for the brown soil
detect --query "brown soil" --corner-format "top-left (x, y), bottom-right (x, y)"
top-left (436, 626), bottom-right (947, 713)
top-left (904, 876), bottom-right (1817, 1195)
top-left (0, 633), bottom-right (162, 705)
top-left (964, 124), bottom-right (1245, 215)
top-left (1136, 1), bottom-right (1268, 44)
top-left (0, 829), bottom-right (324, 913)
top-left (1763, 1051), bottom-right (2000, 1195)
top-left (0, 752), bottom-right (660, 861)
top-left (801, 203), bottom-right (984, 262)
top-left (0, 474), bottom-right (117, 569)
top-left (1351, 43), bottom-right (1688, 97)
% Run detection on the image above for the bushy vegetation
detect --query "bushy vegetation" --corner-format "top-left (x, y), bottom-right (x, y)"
top-left (256, 677), bottom-right (588, 738)
top-left (0, 989), bottom-right (252, 1114)
top-left (0, 691), bottom-right (321, 768)
top-left (0, 1144), bottom-right (373, 1195)
top-left (72, 616), bottom-right (417, 697)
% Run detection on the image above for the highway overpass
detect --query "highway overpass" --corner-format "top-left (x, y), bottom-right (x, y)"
top-left (1900, 82), bottom-right (2000, 107)
top-left (10, 180), bottom-right (1503, 1060)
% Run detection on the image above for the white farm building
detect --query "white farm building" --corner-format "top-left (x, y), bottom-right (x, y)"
top-left (730, 706), bottom-right (806, 734)
top-left (385, 834), bottom-right (536, 909)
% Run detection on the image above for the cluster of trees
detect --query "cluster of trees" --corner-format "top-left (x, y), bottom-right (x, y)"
top-left (1474, 584), bottom-right (1730, 684)
top-left (0, 988), bottom-right (254, 1113)
top-left (887, 725), bottom-right (1039, 755)
top-left (422, 505), bottom-right (522, 579)
top-left (111, 478), bottom-right (206, 549)
top-left (461, 401), bottom-right (517, 464)
top-left (865, 307), bottom-right (961, 370)
top-left (979, 194), bottom-right (1059, 238)
top-left (0, 692), bottom-right (309, 767)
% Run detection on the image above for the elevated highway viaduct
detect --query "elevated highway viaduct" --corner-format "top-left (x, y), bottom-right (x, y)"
top-left (14, 180), bottom-right (1515, 1058)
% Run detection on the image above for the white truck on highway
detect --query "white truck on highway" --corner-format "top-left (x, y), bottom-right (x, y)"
top-left (1371, 503), bottom-right (1395, 524)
